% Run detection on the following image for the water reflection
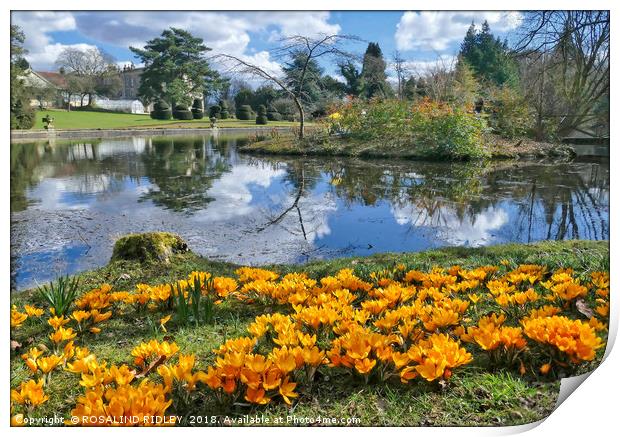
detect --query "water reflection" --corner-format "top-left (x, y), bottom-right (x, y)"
top-left (10, 134), bottom-right (609, 290)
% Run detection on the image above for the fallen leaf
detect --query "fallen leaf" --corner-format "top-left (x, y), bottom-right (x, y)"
top-left (11, 340), bottom-right (21, 351)
top-left (576, 299), bottom-right (594, 318)
top-left (135, 355), bottom-right (166, 378)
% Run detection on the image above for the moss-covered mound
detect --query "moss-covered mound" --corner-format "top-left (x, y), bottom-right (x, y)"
top-left (110, 232), bottom-right (189, 263)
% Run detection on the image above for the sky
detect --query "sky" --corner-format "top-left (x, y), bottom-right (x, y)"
top-left (11, 11), bottom-right (522, 81)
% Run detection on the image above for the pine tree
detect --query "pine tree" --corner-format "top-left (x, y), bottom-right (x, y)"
top-left (458, 21), bottom-right (519, 88)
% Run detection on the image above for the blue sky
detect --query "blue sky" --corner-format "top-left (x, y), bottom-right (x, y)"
top-left (11, 11), bottom-right (522, 80)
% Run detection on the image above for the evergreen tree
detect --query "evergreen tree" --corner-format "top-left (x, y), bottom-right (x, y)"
top-left (360, 42), bottom-right (393, 99)
top-left (451, 58), bottom-right (479, 105)
top-left (282, 51), bottom-right (325, 106)
top-left (458, 21), bottom-right (519, 88)
top-left (339, 61), bottom-right (363, 96)
top-left (130, 28), bottom-right (220, 105)
top-left (234, 87), bottom-right (254, 111)
top-left (321, 75), bottom-right (347, 98)
top-left (10, 25), bottom-right (35, 129)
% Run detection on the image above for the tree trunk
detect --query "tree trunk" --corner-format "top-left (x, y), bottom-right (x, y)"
top-left (293, 96), bottom-right (305, 140)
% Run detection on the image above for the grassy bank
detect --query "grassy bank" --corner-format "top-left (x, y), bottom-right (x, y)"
top-left (30, 109), bottom-right (303, 130)
top-left (11, 240), bottom-right (609, 426)
top-left (239, 132), bottom-right (575, 161)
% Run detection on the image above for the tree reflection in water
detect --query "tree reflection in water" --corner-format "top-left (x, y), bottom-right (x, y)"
top-left (271, 156), bottom-right (608, 245)
top-left (10, 134), bottom-right (609, 290)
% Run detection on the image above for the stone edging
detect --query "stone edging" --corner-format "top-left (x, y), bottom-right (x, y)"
top-left (10, 126), bottom-right (290, 141)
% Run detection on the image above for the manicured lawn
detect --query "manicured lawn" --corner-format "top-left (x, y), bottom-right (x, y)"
top-left (10, 240), bottom-right (608, 426)
top-left (31, 109), bottom-right (303, 130)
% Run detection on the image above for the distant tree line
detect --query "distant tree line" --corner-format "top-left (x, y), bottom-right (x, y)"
top-left (11, 12), bottom-right (609, 140)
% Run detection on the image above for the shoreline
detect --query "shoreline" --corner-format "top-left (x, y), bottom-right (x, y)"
top-left (12, 240), bottom-right (608, 297)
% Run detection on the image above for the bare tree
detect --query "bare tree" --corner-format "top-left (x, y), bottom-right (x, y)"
top-left (413, 56), bottom-right (457, 102)
top-left (56, 47), bottom-right (120, 106)
top-left (391, 51), bottom-right (409, 100)
top-left (514, 11), bottom-right (609, 137)
top-left (214, 34), bottom-right (359, 140)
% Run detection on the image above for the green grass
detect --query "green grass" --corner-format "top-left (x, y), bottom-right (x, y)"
top-left (10, 240), bottom-right (608, 426)
top-left (241, 132), bottom-right (575, 161)
top-left (31, 109), bottom-right (303, 130)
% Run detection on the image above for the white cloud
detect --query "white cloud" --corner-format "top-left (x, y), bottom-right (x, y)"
top-left (391, 200), bottom-right (509, 247)
top-left (11, 11), bottom-right (83, 68)
top-left (12, 11), bottom-right (76, 47)
top-left (13, 11), bottom-right (340, 74)
top-left (395, 11), bottom-right (522, 52)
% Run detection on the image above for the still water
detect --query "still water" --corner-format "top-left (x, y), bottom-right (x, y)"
top-left (10, 134), bottom-right (609, 290)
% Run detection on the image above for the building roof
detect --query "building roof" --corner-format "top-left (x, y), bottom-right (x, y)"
top-left (35, 71), bottom-right (68, 88)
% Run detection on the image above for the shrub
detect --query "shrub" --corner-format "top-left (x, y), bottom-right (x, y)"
top-left (256, 105), bottom-right (268, 125)
top-left (271, 97), bottom-right (297, 120)
top-left (335, 98), bottom-right (488, 160)
top-left (236, 104), bottom-right (253, 120)
top-left (219, 100), bottom-right (230, 119)
top-left (150, 100), bottom-right (172, 120)
top-left (486, 86), bottom-right (535, 139)
top-left (172, 104), bottom-right (193, 120)
top-left (191, 99), bottom-right (204, 119)
top-left (10, 102), bottom-right (35, 129)
top-left (267, 106), bottom-right (282, 121)
top-left (209, 105), bottom-right (221, 119)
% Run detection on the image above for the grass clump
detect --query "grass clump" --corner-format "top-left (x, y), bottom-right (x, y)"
top-left (37, 275), bottom-right (80, 317)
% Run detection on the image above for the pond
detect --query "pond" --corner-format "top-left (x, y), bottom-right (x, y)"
top-left (10, 133), bottom-right (609, 291)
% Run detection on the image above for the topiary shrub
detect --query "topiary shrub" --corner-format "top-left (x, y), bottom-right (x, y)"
top-left (173, 104), bottom-right (193, 120)
top-left (267, 106), bottom-right (282, 121)
top-left (111, 232), bottom-right (190, 263)
top-left (256, 105), bottom-right (268, 125)
top-left (191, 99), bottom-right (204, 119)
top-left (236, 104), bottom-right (253, 120)
top-left (218, 100), bottom-right (230, 119)
top-left (209, 105), bottom-right (221, 119)
top-left (150, 100), bottom-right (172, 120)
